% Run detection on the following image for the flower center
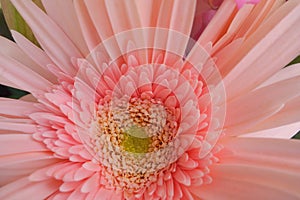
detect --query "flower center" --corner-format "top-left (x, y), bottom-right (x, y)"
top-left (93, 96), bottom-right (179, 192)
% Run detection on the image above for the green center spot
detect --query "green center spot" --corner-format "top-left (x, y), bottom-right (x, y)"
top-left (122, 126), bottom-right (151, 153)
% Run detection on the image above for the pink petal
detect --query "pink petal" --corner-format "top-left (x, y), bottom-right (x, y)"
top-left (82, 0), bottom-right (114, 40)
top-left (0, 121), bottom-right (36, 133)
top-left (0, 98), bottom-right (39, 117)
top-left (0, 177), bottom-right (61, 200)
top-left (235, 0), bottom-right (261, 9)
top-left (164, 0), bottom-right (196, 57)
top-left (74, 0), bottom-right (101, 51)
top-left (11, 0), bottom-right (82, 76)
top-left (59, 181), bottom-right (82, 192)
top-left (211, 3), bottom-right (254, 55)
top-left (248, 96), bottom-right (300, 132)
top-left (66, 186), bottom-right (87, 200)
top-left (191, 137), bottom-right (300, 199)
top-left (0, 152), bottom-right (58, 185)
top-left (235, 0), bottom-right (274, 38)
top-left (41, 0), bottom-right (89, 56)
top-left (0, 36), bottom-right (56, 83)
top-left (242, 122), bottom-right (300, 139)
top-left (93, 188), bottom-right (115, 200)
top-left (11, 31), bottom-right (57, 83)
top-left (198, 0), bottom-right (237, 45)
top-left (0, 53), bottom-right (51, 93)
top-left (81, 173), bottom-right (100, 193)
top-left (173, 167), bottom-right (191, 186)
top-left (134, 0), bottom-right (155, 27)
top-left (190, 168), bottom-right (299, 199)
top-left (224, 76), bottom-right (300, 135)
top-left (259, 63), bottom-right (300, 88)
top-left (73, 165), bottom-right (95, 181)
top-left (0, 134), bottom-right (48, 156)
top-left (219, 137), bottom-right (300, 173)
top-left (223, 0), bottom-right (300, 100)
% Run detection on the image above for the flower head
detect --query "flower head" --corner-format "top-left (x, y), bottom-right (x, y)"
top-left (0, 0), bottom-right (300, 199)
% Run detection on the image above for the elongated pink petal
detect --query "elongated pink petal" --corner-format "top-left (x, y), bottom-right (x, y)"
top-left (0, 98), bottom-right (39, 117)
top-left (0, 152), bottom-right (58, 185)
top-left (219, 137), bottom-right (300, 173)
top-left (190, 167), bottom-right (300, 200)
top-left (224, 76), bottom-right (300, 135)
top-left (235, 0), bottom-right (261, 8)
top-left (259, 63), bottom-right (300, 88)
top-left (0, 177), bottom-right (61, 200)
top-left (242, 122), bottom-right (300, 139)
top-left (223, 0), bottom-right (300, 100)
top-left (0, 36), bottom-right (56, 83)
top-left (41, 0), bottom-right (89, 56)
top-left (235, 0), bottom-right (275, 39)
top-left (249, 96), bottom-right (300, 131)
top-left (11, 31), bottom-right (57, 82)
top-left (73, 0), bottom-right (101, 51)
top-left (198, 0), bottom-right (237, 45)
top-left (0, 121), bottom-right (36, 133)
top-left (11, 0), bottom-right (82, 76)
top-left (83, 0), bottom-right (114, 41)
top-left (134, 0), bottom-right (154, 27)
top-left (191, 137), bottom-right (300, 199)
top-left (0, 50), bottom-right (52, 93)
top-left (0, 134), bottom-right (48, 156)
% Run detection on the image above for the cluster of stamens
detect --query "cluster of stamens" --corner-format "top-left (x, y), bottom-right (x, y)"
top-left (93, 96), bottom-right (179, 192)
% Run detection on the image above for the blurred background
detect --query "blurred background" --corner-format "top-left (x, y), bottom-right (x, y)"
top-left (0, 5), bottom-right (299, 138)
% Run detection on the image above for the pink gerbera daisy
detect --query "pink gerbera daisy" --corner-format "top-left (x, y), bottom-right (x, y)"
top-left (0, 0), bottom-right (300, 199)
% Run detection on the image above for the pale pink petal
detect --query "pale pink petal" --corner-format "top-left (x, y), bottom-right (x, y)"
top-left (80, 173), bottom-right (100, 193)
top-left (104, 0), bottom-right (142, 32)
top-left (235, 0), bottom-right (261, 9)
top-left (0, 45), bottom-right (52, 93)
top-left (191, 137), bottom-right (300, 199)
top-left (64, 186), bottom-right (87, 200)
top-left (224, 76), bottom-right (300, 135)
top-left (0, 177), bottom-right (61, 200)
top-left (258, 63), bottom-right (300, 88)
top-left (265, 0), bottom-right (285, 19)
top-left (82, 0), bottom-right (114, 41)
top-left (41, 0), bottom-right (89, 56)
top-left (11, 0), bottom-right (82, 76)
top-left (190, 168), bottom-right (300, 200)
top-left (219, 137), bottom-right (300, 173)
top-left (198, 0), bottom-right (237, 45)
top-left (242, 122), bottom-right (300, 139)
top-left (134, 0), bottom-right (154, 27)
top-left (82, 0), bottom-right (123, 61)
top-left (248, 96), bottom-right (300, 131)
top-left (0, 77), bottom-right (19, 90)
top-left (0, 152), bottom-right (58, 185)
top-left (0, 121), bottom-right (36, 133)
top-left (164, 0), bottom-right (196, 61)
top-left (211, 4), bottom-right (254, 55)
top-left (0, 36), bottom-right (56, 83)
top-left (11, 31), bottom-right (57, 83)
top-left (0, 134), bottom-right (48, 156)
top-left (0, 98), bottom-right (39, 117)
top-left (93, 188), bottom-right (116, 200)
top-left (223, 0), bottom-right (300, 100)
top-left (235, 0), bottom-right (275, 39)
top-left (73, 0), bottom-right (101, 51)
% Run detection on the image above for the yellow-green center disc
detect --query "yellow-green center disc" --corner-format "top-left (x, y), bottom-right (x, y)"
top-left (121, 126), bottom-right (151, 153)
